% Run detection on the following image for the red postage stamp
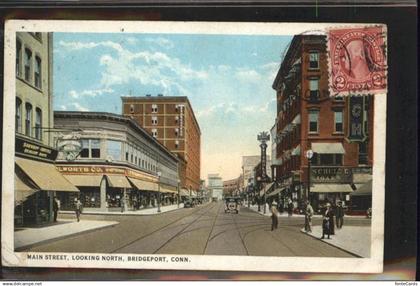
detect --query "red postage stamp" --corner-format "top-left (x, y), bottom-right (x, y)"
top-left (328, 25), bottom-right (387, 96)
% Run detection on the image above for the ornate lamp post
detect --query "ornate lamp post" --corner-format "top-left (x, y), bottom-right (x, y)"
top-left (157, 171), bottom-right (162, 213)
top-left (257, 131), bottom-right (270, 214)
top-left (305, 149), bottom-right (314, 203)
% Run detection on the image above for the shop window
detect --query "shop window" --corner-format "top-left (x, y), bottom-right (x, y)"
top-left (91, 139), bottom-right (101, 158)
top-left (309, 79), bottom-right (319, 100)
top-left (107, 140), bottom-right (122, 161)
top-left (16, 98), bottom-right (22, 133)
top-left (24, 48), bottom-right (32, 82)
top-left (320, 154), bottom-right (334, 165)
top-left (16, 40), bottom-right (22, 77)
top-left (34, 56), bottom-right (42, 89)
top-left (334, 110), bottom-right (344, 133)
top-left (308, 110), bottom-right (319, 133)
top-left (309, 51), bottom-right (319, 69)
top-left (25, 103), bottom-right (32, 137)
top-left (80, 139), bottom-right (89, 158)
top-left (35, 108), bottom-right (42, 140)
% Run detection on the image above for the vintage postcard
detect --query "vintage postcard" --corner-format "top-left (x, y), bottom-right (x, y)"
top-left (2, 20), bottom-right (386, 273)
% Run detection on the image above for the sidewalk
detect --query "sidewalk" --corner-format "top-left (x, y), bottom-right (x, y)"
top-left (301, 225), bottom-right (371, 258)
top-left (15, 219), bottom-right (119, 250)
top-left (60, 203), bottom-right (185, 216)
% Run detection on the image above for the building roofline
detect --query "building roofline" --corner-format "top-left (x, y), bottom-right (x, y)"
top-left (53, 111), bottom-right (179, 162)
top-left (121, 96), bottom-right (201, 134)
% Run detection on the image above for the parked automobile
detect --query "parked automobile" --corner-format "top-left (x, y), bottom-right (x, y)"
top-left (184, 200), bottom-right (195, 208)
top-left (224, 197), bottom-right (240, 214)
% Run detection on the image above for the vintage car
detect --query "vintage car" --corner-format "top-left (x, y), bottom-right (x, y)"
top-left (224, 197), bottom-right (240, 214)
top-left (184, 199), bottom-right (195, 208)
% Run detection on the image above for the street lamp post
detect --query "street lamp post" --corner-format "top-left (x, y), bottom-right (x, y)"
top-left (305, 149), bottom-right (314, 203)
top-left (257, 176), bottom-right (262, 212)
top-left (257, 131), bottom-right (270, 214)
top-left (157, 171), bottom-right (162, 213)
top-left (177, 179), bottom-right (180, 208)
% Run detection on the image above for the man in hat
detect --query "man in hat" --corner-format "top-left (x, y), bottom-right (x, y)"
top-left (304, 200), bottom-right (314, 232)
top-left (271, 201), bottom-right (279, 231)
top-left (336, 201), bottom-right (345, 229)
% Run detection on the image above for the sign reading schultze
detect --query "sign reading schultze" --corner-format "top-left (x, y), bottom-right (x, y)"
top-left (310, 167), bottom-right (353, 183)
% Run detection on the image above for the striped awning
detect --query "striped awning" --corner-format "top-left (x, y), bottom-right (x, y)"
top-left (310, 184), bottom-right (354, 193)
top-left (127, 177), bottom-right (157, 192)
top-left (106, 175), bottom-right (132, 189)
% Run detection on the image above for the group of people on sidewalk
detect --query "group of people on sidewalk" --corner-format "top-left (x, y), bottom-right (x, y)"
top-left (303, 200), bottom-right (345, 239)
top-left (53, 196), bottom-right (83, 223)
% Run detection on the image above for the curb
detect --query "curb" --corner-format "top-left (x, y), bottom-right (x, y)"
top-left (15, 221), bottom-right (119, 251)
top-left (59, 205), bottom-right (189, 217)
top-left (300, 228), bottom-right (363, 258)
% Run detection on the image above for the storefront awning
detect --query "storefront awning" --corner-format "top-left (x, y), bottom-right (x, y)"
top-left (127, 177), bottom-right (157, 192)
top-left (64, 175), bottom-right (104, 187)
top-left (160, 185), bottom-right (177, 194)
top-left (15, 157), bottom-right (79, 192)
top-left (267, 187), bottom-right (286, 198)
top-left (106, 175), bottom-right (132, 189)
top-left (310, 184), bottom-right (354, 193)
top-left (351, 180), bottom-right (372, 196)
top-left (312, 143), bottom-right (345, 154)
top-left (291, 145), bottom-right (301, 156)
top-left (259, 182), bottom-right (275, 197)
top-left (15, 174), bottom-right (38, 202)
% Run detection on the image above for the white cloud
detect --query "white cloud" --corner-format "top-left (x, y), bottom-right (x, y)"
top-left (68, 88), bottom-right (114, 99)
top-left (145, 37), bottom-right (174, 49)
top-left (71, 102), bottom-right (89, 111)
top-left (235, 68), bottom-right (262, 84)
top-left (59, 105), bottom-right (67, 110)
top-left (126, 37), bottom-right (138, 45)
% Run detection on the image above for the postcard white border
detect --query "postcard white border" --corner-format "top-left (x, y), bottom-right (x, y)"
top-left (2, 20), bottom-right (386, 273)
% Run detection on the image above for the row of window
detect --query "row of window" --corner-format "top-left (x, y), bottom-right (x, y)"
top-left (308, 109), bottom-right (344, 134)
top-left (16, 39), bottom-right (42, 89)
top-left (16, 98), bottom-right (43, 140)
top-left (149, 116), bottom-right (183, 126)
top-left (129, 104), bottom-right (185, 114)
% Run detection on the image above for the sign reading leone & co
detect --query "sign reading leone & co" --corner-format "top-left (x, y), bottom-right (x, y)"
top-left (15, 136), bottom-right (58, 161)
top-left (310, 167), bottom-right (352, 183)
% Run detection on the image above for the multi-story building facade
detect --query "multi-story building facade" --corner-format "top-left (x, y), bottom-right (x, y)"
top-left (207, 174), bottom-right (223, 201)
top-left (14, 32), bottom-right (79, 226)
top-left (241, 155), bottom-right (271, 192)
top-left (53, 111), bottom-right (179, 212)
top-left (121, 95), bottom-right (201, 194)
top-left (272, 34), bottom-right (374, 211)
top-left (223, 178), bottom-right (240, 197)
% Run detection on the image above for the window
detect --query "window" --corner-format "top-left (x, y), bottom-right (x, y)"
top-left (175, 128), bottom-right (179, 137)
top-left (25, 103), bottom-right (32, 136)
top-left (34, 56), bottom-right (42, 88)
top-left (152, 129), bottom-right (158, 138)
top-left (313, 154), bottom-right (343, 166)
top-left (320, 154), bottom-right (334, 165)
top-left (35, 108), bottom-right (42, 140)
top-left (91, 139), bottom-right (101, 158)
top-left (131, 154), bottom-right (133, 163)
top-left (129, 104), bottom-right (134, 113)
top-left (334, 110), bottom-right (344, 133)
top-left (16, 40), bottom-right (22, 77)
top-left (24, 48), bottom-right (32, 82)
top-left (151, 116), bottom-right (158, 125)
top-left (125, 152), bottom-right (129, 161)
top-left (364, 101), bottom-right (369, 135)
top-left (151, 104), bottom-right (158, 113)
top-left (309, 51), bottom-right (319, 69)
top-left (16, 98), bottom-right (22, 133)
top-left (308, 110), bottom-right (319, 133)
top-left (175, 116), bottom-right (179, 124)
top-left (107, 140), bottom-right (122, 161)
top-left (334, 96), bottom-right (344, 101)
top-left (358, 142), bottom-right (368, 165)
top-left (80, 139), bottom-right (89, 158)
top-left (309, 79), bottom-right (319, 100)
top-left (175, 140), bottom-right (179, 149)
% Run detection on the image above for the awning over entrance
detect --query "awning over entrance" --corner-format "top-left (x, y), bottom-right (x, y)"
top-left (160, 185), bottom-right (177, 194)
top-left (310, 184), bottom-right (354, 193)
top-left (15, 174), bottom-right (38, 202)
top-left (106, 175), bottom-right (132, 189)
top-left (259, 182), bottom-right (275, 197)
top-left (267, 187), bottom-right (286, 198)
top-left (64, 174), bottom-right (103, 187)
top-left (312, 143), bottom-right (345, 154)
top-left (15, 157), bottom-right (79, 192)
top-left (352, 180), bottom-right (372, 196)
top-left (127, 177), bottom-right (157, 192)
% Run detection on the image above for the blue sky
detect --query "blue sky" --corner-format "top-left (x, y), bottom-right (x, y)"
top-left (53, 32), bottom-right (292, 180)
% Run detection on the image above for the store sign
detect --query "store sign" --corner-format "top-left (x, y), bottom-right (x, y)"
top-left (15, 137), bottom-right (57, 161)
top-left (348, 96), bottom-right (366, 142)
top-left (311, 167), bottom-right (353, 183)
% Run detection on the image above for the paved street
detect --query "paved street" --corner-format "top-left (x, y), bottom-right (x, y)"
top-left (22, 202), bottom-right (367, 257)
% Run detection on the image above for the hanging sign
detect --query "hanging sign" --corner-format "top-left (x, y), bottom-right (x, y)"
top-left (348, 96), bottom-right (366, 142)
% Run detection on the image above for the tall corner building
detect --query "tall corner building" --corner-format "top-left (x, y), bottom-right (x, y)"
top-left (271, 34), bottom-right (374, 212)
top-left (121, 95), bottom-right (201, 193)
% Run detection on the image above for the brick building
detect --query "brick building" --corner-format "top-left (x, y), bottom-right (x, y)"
top-left (223, 178), bottom-right (240, 197)
top-left (121, 95), bottom-right (201, 193)
top-left (271, 34), bottom-right (374, 212)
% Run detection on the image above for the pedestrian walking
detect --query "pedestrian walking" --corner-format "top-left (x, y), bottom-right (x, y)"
top-left (120, 199), bottom-right (125, 213)
top-left (287, 199), bottom-right (293, 217)
top-left (75, 198), bottom-right (82, 222)
top-left (53, 196), bottom-right (60, 222)
top-left (321, 203), bottom-right (333, 239)
top-left (271, 202), bottom-right (279, 231)
top-left (335, 201), bottom-right (344, 229)
top-left (329, 202), bottom-right (335, 235)
top-left (304, 200), bottom-right (314, 232)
